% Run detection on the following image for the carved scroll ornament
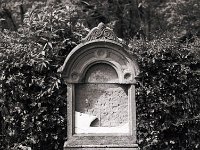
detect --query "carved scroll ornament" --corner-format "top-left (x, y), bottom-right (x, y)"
top-left (82, 22), bottom-right (122, 43)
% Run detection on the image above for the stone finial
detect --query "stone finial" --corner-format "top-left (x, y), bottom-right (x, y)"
top-left (82, 22), bottom-right (121, 43)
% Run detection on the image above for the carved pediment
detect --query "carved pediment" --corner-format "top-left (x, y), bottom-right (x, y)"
top-left (82, 22), bottom-right (121, 43)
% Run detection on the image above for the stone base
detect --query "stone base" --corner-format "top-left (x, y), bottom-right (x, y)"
top-left (64, 138), bottom-right (138, 150)
top-left (64, 148), bottom-right (138, 150)
top-left (64, 144), bottom-right (138, 150)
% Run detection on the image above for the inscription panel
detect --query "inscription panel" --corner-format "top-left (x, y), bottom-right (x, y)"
top-left (75, 84), bottom-right (128, 127)
top-left (75, 84), bottom-right (129, 133)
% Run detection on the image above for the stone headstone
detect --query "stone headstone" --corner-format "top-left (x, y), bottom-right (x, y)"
top-left (61, 23), bottom-right (140, 150)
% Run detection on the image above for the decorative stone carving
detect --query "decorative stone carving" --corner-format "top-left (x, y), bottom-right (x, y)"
top-left (82, 22), bottom-right (122, 44)
top-left (61, 42), bottom-right (139, 84)
top-left (95, 49), bottom-right (107, 58)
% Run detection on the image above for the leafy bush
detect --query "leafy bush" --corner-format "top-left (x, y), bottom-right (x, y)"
top-left (131, 38), bottom-right (200, 150)
top-left (0, 3), bottom-right (87, 150)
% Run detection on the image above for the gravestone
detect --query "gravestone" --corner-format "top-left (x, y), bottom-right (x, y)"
top-left (61, 23), bottom-right (140, 150)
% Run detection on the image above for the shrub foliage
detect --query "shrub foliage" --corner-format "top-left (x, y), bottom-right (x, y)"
top-left (0, 3), bottom-right (87, 150)
top-left (131, 38), bottom-right (200, 149)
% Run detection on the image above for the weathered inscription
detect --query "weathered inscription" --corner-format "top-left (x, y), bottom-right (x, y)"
top-left (75, 84), bottom-right (128, 127)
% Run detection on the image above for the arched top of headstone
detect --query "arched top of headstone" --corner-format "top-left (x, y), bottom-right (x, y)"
top-left (82, 22), bottom-right (122, 44)
top-left (60, 23), bottom-right (140, 84)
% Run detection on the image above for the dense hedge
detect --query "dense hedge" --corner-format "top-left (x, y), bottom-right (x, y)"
top-left (131, 38), bottom-right (200, 149)
top-left (0, 4), bottom-right (87, 150)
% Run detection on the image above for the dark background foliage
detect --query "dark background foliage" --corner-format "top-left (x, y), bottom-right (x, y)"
top-left (132, 38), bottom-right (200, 149)
top-left (0, 0), bottom-right (200, 150)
